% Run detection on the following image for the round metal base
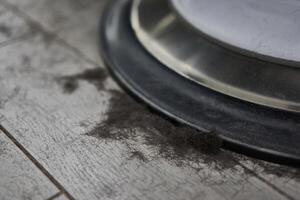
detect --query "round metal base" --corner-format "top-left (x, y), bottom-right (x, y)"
top-left (99, 0), bottom-right (300, 166)
top-left (171, 0), bottom-right (300, 68)
top-left (131, 0), bottom-right (300, 113)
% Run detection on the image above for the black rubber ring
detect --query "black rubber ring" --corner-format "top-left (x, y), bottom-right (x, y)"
top-left (99, 0), bottom-right (300, 166)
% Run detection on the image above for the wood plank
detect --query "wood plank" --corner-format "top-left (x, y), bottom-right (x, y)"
top-left (0, 130), bottom-right (59, 200)
top-left (0, 0), bottom-right (106, 64)
top-left (57, 1), bottom-right (107, 65)
top-left (2, 0), bottom-right (100, 32)
top-left (0, 0), bottom-right (299, 199)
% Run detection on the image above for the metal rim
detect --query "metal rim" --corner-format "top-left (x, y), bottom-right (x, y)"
top-left (170, 0), bottom-right (300, 68)
top-left (130, 0), bottom-right (300, 113)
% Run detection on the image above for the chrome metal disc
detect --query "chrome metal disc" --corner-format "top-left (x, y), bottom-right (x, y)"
top-left (171, 0), bottom-right (300, 67)
top-left (131, 0), bottom-right (300, 113)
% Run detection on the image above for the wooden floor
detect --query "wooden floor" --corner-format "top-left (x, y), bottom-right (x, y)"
top-left (0, 0), bottom-right (299, 199)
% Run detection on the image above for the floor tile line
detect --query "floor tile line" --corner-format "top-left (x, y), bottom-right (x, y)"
top-left (0, 125), bottom-right (75, 200)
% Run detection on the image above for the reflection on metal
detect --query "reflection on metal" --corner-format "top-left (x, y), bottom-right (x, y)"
top-left (171, 0), bottom-right (300, 67)
top-left (131, 0), bottom-right (300, 113)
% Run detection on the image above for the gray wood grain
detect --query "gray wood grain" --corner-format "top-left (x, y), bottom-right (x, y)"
top-left (2, 0), bottom-right (106, 64)
top-left (0, 0), bottom-right (299, 200)
top-left (0, 130), bottom-right (59, 200)
top-left (54, 194), bottom-right (68, 200)
top-left (0, 3), bottom-right (33, 46)
top-left (0, 3), bottom-right (61, 199)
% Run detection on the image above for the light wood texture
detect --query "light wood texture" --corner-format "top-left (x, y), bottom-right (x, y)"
top-left (54, 194), bottom-right (68, 200)
top-left (0, 0), bottom-right (299, 200)
top-left (0, 4), bottom-right (32, 44)
top-left (5, 0), bottom-right (106, 64)
top-left (0, 130), bottom-right (59, 200)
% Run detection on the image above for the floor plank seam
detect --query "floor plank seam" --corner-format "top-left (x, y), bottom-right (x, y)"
top-left (0, 0), bottom-right (102, 69)
top-left (0, 125), bottom-right (75, 200)
top-left (45, 191), bottom-right (63, 200)
top-left (237, 161), bottom-right (295, 200)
